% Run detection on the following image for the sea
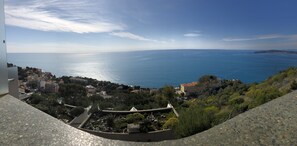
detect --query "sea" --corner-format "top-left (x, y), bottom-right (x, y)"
top-left (7, 50), bottom-right (297, 88)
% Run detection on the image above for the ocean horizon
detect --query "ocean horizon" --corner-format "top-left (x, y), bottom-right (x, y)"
top-left (7, 49), bottom-right (297, 88)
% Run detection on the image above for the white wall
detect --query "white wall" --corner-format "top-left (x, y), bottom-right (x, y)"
top-left (0, 0), bottom-right (8, 95)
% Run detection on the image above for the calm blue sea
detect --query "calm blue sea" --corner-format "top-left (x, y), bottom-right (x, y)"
top-left (7, 50), bottom-right (297, 88)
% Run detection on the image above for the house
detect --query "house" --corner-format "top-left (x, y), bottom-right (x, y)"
top-left (86, 85), bottom-right (96, 97)
top-left (86, 85), bottom-right (96, 94)
top-left (100, 91), bottom-right (107, 96)
top-left (180, 82), bottom-right (198, 95)
top-left (131, 89), bottom-right (140, 94)
top-left (39, 80), bottom-right (46, 89)
top-left (45, 82), bottom-right (59, 93)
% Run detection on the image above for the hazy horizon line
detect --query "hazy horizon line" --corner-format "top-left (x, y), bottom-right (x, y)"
top-left (7, 48), bottom-right (296, 54)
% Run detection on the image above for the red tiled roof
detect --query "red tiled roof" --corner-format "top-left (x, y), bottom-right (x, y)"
top-left (181, 82), bottom-right (198, 87)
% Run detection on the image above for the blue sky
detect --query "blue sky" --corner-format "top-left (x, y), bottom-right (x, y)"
top-left (4, 0), bottom-right (297, 53)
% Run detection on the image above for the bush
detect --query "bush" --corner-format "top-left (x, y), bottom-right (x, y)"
top-left (140, 119), bottom-right (154, 133)
top-left (69, 106), bottom-right (85, 117)
top-left (174, 106), bottom-right (212, 138)
top-left (27, 80), bottom-right (38, 89)
top-left (126, 113), bottom-right (144, 123)
top-left (204, 106), bottom-right (219, 114)
top-left (247, 87), bottom-right (282, 109)
top-left (105, 115), bottom-right (115, 127)
top-left (114, 118), bottom-right (128, 132)
top-left (291, 80), bottom-right (297, 90)
top-left (199, 75), bottom-right (218, 83)
top-left (88, 103), bottom-right (99, 114)
top-left (30, 94), bottom-right (44, 104)
top-left (229, 97), bottom-right (244, 105)
top-left (34, 104), bottom-right (49, 113)
top-left (163, 117), bottom-right (178, 129)
top-left (212, 110), bottom-right (230, 126)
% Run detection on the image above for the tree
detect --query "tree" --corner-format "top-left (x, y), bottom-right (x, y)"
top-left (30, 94), bottom-right (44, 104)
top-left (69, 106), bottom-right (85, 117)
top-left (161, 86), bottom-right (177, 105)
top-left (27, 80), bottom-right (38, 89)
top-left (162, 86), bottom-right (175, 99)
top-left (59, 84), bottom-right (88, 106)
top-left (199, 75), bottom-right (218, 83)
top-left (89, 95), bottom-right (103, 103)
top-left (59, 83), bottom-right (87, 98)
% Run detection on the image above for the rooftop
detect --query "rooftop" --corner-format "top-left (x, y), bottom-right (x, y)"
top-left (181, 82), bottom-right (198, 87)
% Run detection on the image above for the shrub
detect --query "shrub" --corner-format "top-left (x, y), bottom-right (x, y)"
top-left (174, 106), bottom-right (212, 138)
top-left (105, 115), bottom-right (115, 127)
top-left (247, 87), bottom-right (282, 109)
top-left (126, 113), bottom-right (145, 123)
top-left (291, 80), bottom-right (297, 90)
top-left (30, 94), bottom-right (44, 104)
top-left (114, 118), bottom-right (128, 132)
top-left (199, 75), bottom-right (218, 83)
top-left (229, 97), bottom-right (244, 105)
top-left (204, 106), bottom-right (219, 114)
top-left (69, 106), bottom-right (85, 117)
top-left (163, 117), bottom-right (179, 129)
top-left (140, 119), bottom-right (154, 133)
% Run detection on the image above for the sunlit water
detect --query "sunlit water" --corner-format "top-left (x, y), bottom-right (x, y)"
top-left (7, 50), bottom-right (297, 88)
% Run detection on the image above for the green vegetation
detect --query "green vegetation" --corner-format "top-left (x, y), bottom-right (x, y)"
top-left (126, 113), bottom-right (145, 123)
top-left (84, 111), bottom-right (176, 133)
top-left (25, 93), bottom-right (74, 122)
top-left (22, 65), bottom-right (297, 139)
top-left (291, 80), bottom-right (297, 90)
top-left (174, 106), bottom-right (212, 137)
top-left (173, 67), bottom-right (297, 138)
top-left (163, 117), bottom-right (179, 129)
top-left (69, 106), bottom-right (85, 117)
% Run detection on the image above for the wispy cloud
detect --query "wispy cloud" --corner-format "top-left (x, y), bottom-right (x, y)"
top-left (110, 31), bottom-right (166, 43)
top-left (223, 34), bottom-right (297, 41)
top-left (184, 33), bottom-right (201, 37)
top-left (4, 0), bottom-right (124, 33)
top-left (184, 31), bottom-right (201, 37)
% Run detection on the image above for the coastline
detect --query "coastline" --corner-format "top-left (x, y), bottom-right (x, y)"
top-left (7, 50), bottom-right (297, 88)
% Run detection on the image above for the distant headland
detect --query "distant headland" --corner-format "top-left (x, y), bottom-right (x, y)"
top-left (254, 50), bottom-right (297, 54)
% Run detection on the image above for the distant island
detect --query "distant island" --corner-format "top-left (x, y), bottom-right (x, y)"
top-left (255, 50), bottom-right (297, 54)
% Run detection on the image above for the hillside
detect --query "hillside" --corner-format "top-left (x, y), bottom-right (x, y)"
top-left (174, 67), bottom-right (297, 138)
top-left (16, 64), bottom-right (297, 139)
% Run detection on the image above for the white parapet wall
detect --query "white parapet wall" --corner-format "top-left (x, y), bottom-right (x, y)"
top-left (0, 0), bottom-right (8, 96)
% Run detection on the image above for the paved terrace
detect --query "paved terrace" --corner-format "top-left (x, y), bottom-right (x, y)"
top-left (1, 90), bottom-right (297, 145)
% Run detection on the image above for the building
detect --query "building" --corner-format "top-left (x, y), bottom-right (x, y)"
top-left (180, 82), bottom-right (198, 95)
top-left (39, 80), bottom-right (46, 89)
top-left (86, 85), bottom-right (96, 93)
top-left (86, 85), bottom-right (96, 96)
top-left (45, 82), bottom-right (59, 93)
